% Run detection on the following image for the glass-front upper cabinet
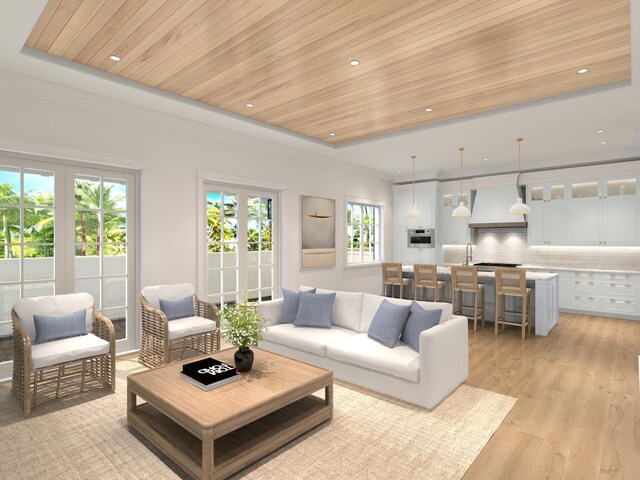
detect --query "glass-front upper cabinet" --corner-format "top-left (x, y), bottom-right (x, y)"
top-left (528, 183), bottom-right (565, 202)
top-left (606, 178), bottom-right (636, 197)
top-left (570, 177), bottom-right (636, 199)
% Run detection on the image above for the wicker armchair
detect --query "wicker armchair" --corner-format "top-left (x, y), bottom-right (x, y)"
top-left (139, 283), bottom-right (220, 368)
top-left (11, 292), bottom-right (115, 416)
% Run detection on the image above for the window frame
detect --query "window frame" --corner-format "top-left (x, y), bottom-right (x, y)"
top-left (344, 196), bottom-right (384, 267)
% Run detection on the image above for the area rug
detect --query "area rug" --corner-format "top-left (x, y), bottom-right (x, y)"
top-left (0, 361), bottom-right (516, 480)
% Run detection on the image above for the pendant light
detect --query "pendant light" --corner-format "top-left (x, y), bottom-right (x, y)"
top-left (452, 147), bottom-right (471, 217)
top-left (508, 137), bottom-right (532, 215)
top-left (406, 155), bottom-right (423, 221)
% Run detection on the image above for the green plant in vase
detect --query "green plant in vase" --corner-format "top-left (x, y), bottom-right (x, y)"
top-left (220, 293), bottom-right (267, 372)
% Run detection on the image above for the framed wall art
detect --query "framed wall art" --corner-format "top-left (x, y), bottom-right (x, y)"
top-left (301, 195), bottom-right (335, 268)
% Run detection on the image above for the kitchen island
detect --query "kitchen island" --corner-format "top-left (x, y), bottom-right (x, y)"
top-left (403, 265), bottom-right (559, 336)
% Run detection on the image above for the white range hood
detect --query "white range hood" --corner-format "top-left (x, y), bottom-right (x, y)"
top-left (469, 184), bottom-right (527, 228)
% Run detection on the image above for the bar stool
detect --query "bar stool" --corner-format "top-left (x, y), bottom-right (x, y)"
top-left (381, 262), bottom-right (412, 299)
top-left (413, 264), bottom-right (446, 302)
top-left (494, 268), bottom-right (532, 339)
top-left (451, 265), bottom-right (485, 331)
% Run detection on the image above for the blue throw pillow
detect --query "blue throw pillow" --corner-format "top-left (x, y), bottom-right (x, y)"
top-left (367, 299), bottom-right (411, 348)
top-left (33, 308), bottom-right (88, 345)
top-left (159, 295), bottom-right (195, 320)
top-left (281, 288), bottom-right (316, 323)
top-left (293, 291), bottom-right (336, 328)
top-left (401, 302), bottom-right (442, 352)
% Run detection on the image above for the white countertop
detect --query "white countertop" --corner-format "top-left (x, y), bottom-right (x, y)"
top-left (519, 265), bottom-right (640, 275)
top-left (402, 265), bottom-right (558, 280)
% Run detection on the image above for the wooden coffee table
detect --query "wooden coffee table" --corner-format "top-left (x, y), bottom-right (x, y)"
top-left (127, 347), bottom-right (333, 480)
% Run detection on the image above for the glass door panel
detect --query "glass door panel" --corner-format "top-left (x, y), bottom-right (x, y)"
top-left (73, 173), bottom-right (131, 343)
top-left (0, 164), bottom-right (57, 369)
top-left (205, 188), bottom-right (277, 307)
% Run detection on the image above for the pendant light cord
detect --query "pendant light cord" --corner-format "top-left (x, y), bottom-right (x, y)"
top-left (516, 137), bottom-right (523, 187)
top-left (411, 155), bottom-right (416, 204)
top-left (458, 147), bottom-right (464, 198)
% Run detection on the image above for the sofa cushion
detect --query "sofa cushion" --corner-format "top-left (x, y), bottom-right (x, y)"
top-left (367, 299), bottom-right (411, 348)
top-left (159, 295), bottom-right (195, 320)
top-left (31, 333), bottom-right (110, 369)
top-left (261, 324), bottom-right (355, 356)
top-left (13, 292), bottom-right (94, 342)
top-left (167, 316), bottom-right (217, 340)
top-left (141, 283), bottom-right (195, 310)
top-left (316, 289), bottom-right (363, 331)
top-left (281, 288), bottom-right (316, 324)
top-left (294, 291), bottom-right (336, 328)
top-left (326, 333), bottom-right (420, 382)
top-left (359, 294), bottom-right (450, 333)
top-left (401, 302), bottom-right (442, 352)
top-left (33, 308), bottom-right (88, 345)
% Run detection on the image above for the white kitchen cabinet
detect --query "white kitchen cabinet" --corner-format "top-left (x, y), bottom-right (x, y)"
top-left (438, 192), bottom-right (470, 245)
top-left (527, 184), bottom-right (567, 245)
top-left (393, 191), bottom-right (436, 264)
top-left (567, 177), bottom-right (638, 246)
top-left (555, 269), bottom-right (639, 319)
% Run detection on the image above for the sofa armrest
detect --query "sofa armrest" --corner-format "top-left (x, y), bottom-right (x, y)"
top-left (258, 298), bottom-right (284, 327)
top-left (419, 315), bottom-right (469, 409)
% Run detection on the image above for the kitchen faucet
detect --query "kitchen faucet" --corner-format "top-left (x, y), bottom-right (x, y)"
top-left (465, 242), bottom-right (473, 265)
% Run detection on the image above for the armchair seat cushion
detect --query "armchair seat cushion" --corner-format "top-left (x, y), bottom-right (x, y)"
top-left (326, 333), bottom-right (420, 382)
top-left (167, 316), bottom-right (217, 340)
top-left (31, 333), bottom-right (110, 369)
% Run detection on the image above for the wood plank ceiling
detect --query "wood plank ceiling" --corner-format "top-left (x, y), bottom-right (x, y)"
top-left (25, 0), bottom-right (630, 145)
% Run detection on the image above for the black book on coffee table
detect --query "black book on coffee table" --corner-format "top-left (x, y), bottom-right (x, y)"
top-left (181, 357), bottom-right (239, 390)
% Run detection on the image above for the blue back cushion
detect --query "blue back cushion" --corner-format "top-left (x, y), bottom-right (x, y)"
top-left (293, 291), bottom-right (336, 328)
top-left (281, 288), bottom-right (316, 324)
top-left (33, 308), bottom-right (88, 345)
top-left (159, 295), bottom-right (195, 320)
top-left (367, 299), bottom-right (411, 348)
top-left (400, 302), bottom-right (442, 352)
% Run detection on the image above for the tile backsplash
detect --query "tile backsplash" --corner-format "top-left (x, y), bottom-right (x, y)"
top-left (443, 228), bottom-right (640, 271)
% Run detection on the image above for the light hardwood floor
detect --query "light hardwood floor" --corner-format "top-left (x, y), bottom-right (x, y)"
top-left (2, 314), bottom-right (638, 478)
top-left (463, 313), bottom-right (640, 480)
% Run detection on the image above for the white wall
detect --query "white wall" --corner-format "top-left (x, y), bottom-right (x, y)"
top-left (0, 69), bottom-right (393, 295)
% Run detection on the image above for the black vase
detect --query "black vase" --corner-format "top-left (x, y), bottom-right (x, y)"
top-left (234, 347), bottom-right (254, 372)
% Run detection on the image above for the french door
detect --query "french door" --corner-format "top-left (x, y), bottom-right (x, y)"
top-left (0, 155), bottom-right (137, 379)
top-left (204, 185), bottom-right (277, 307)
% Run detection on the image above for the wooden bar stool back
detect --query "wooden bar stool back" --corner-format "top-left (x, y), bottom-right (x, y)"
top-left (413, 264), bottom-right (446, 302)
top-left (451, 265), bottom-right (485, 331)
top-left (494, 268), bottom-right (532, 338)
top-left (381, 262), bottom-right (412, 299)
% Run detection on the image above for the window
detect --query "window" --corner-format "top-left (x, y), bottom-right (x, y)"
top-left (346, 201), bottom-right (382, 264)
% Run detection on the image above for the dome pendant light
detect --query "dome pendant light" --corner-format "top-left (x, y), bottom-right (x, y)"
top-left (508, 137), bottom-right (532, 215)
top-left (452, 147), bottom-right (471, 217)
top-left (406, 155), bottom-right (423, 221)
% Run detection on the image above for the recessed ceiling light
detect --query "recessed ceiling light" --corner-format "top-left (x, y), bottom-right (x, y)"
top-left (109, 55), bottom-right (121, 61)
top-left (483, 158), bottom-right (489, 161)
top-left (424, 107), bottom-right (433, 112)
top-left (577, 67), bottom-right (589, 74)
top-left (596, 129), bottom-right (605, 133)
top-left (378, 165), bottom-right (384, 168)
top-left (350, 59), bottom-right (360, 66)
top-left (329, 133), bottom-right (336, 136)
top-left (245, 103), bottom-right (254, 108)
top-left (397, 169), bottom-right (402, 173)
top-left (600, 140), bottom-right (608, 144)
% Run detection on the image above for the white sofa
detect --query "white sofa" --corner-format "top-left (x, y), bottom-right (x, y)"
top-left (258, 288), bottom-right (469, 409)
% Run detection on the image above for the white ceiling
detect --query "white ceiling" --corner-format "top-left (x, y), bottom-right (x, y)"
top-left (1, 1), bottom-right (639, 182)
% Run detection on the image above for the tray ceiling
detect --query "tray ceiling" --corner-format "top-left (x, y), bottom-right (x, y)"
top-left (25, 0), bottom-right (630, 145)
